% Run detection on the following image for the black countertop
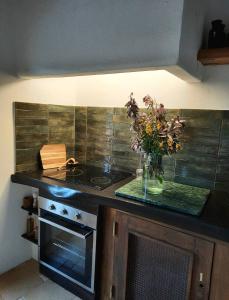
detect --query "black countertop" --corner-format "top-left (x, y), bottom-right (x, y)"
top-left (11, 170), bottom-right (229, 243)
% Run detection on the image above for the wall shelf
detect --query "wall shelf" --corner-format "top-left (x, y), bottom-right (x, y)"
top-left (21, 206), bottom-right (38, 245)
top-left (21, 233), bottom-right (38, 245)
top-left (198, 48), bottom-right (229, 65)
top-left (21, 206), bottom-right (38, 215)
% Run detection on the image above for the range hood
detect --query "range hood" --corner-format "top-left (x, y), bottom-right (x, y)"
top-left (2, 0), bottom-right (205, 81)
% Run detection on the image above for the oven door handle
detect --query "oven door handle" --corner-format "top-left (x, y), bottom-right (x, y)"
top-left (39, 217), bottom-right (93, 239)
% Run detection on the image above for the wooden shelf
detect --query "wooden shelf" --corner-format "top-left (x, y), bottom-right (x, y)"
top-left (21, 206), bottom-right (38, 215)
top-left (21, 233), bottom-right (38, 245)
top-left (198, 48), bottom-right (229, 65)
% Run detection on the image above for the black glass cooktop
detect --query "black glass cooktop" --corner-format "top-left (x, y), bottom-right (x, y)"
top-left (43, 164), bottom-right (131, 190)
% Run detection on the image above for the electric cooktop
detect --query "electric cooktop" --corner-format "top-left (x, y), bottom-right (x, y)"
top-left (42, 164), bottom-right (131, 190)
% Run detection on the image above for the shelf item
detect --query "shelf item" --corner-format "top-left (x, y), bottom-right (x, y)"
top-left (21, 206), bottom-right (38, 215)
top-left (198, 48), bottom-right (229, 65)
top-left (21, 233), bottom-right (38, 245)
top-left (23, 196), bottom-right (34, 209)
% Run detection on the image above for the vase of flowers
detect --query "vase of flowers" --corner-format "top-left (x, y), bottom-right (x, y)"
top-left (125, 93), bottom-right (185, 195)
top-left (142, 152), bottom-right (164, 195)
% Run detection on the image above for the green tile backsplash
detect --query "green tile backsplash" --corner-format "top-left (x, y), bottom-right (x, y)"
top-left (14, 102), bottom-right (229, 192)
top-left (15, 102), bottom-right (49, 172)
top-left (14, 102), bottom-right (75, 172)
top-left (48, 105), bottom-right (75, 158)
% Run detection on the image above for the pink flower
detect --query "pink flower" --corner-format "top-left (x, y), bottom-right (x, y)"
top-left (143, 95), bottom-right (154, 107)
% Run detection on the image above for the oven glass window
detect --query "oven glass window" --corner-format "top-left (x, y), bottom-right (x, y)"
top-left (40, 214), bottom-right (94, 289)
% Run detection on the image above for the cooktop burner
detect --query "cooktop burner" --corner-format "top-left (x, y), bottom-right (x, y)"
top-left (90, 176), bottom-right (112, 186)
top-left (65, 168), bottom-right (84, 177)
top-left (43, 164), bottom-right (131, 190)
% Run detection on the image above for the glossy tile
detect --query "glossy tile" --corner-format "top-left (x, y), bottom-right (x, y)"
top-left (14, 102), bottom-right (47, 111)
top-left (48, 105), bottom-right (75, 159)
top-left (14, 101), bottom-right (48, 171)
top-left (75, 107), bottom-right (87, 163)
top-left (216, 117), bottom-right (229, 191)
top-left (48, 104), bottom-right (74, 113)
top-left (174, 109), bottom-right (222, 189)
top-left (85, 107), bottom-right (114, 166)
top-left (15, 109), bottom-right (48, 120)
top-left (15, 102), bottom-right (75, 172)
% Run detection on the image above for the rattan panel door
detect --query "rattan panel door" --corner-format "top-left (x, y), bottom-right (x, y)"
top-left (113, 211), bottom-right (214, 300)
top-left (126, 233), bottom-right (193, 300)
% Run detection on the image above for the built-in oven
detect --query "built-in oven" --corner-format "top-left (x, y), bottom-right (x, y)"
top-left (38, 196), bottom-right (97, 294)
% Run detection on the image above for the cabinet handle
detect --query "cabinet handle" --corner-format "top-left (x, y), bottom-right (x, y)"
top-left (113, 221), bottom-right (118, 237)
top-left (110, 285), bottom-right (115, 299)
top-left (199, 273), bottom-right (204, 288)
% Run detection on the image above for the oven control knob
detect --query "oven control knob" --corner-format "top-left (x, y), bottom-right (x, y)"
top-left (49, 204), bottom-right (56, 211)
top-left (75, 212), bottom-right (81, 220)
top-left (62, 209), bottom-right (68, 215)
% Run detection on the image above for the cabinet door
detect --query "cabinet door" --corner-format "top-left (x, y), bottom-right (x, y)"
top-left (112, 211), bottom-right (214, 300)
top-left (210, 243), bottom-right (229, 300)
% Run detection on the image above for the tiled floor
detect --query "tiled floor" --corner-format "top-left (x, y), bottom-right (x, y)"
top-left (0, 259), bottom-right (81, 300)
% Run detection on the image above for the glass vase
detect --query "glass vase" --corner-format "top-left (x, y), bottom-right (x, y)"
top-left (142, 153), bottom-right (164, 195)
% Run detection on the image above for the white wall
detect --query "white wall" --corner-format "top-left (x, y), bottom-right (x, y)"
top-left (0, 73), bottom-right (77, 274)
top-left (0, 0), bottom-right (15, 73)
top-left (75, 66), bottom-right (229, 110)
top-left (178, 0), bottom-right (206, 80)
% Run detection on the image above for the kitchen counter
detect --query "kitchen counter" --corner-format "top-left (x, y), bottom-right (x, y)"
top-left (11, 170), bottom-right (229, 243)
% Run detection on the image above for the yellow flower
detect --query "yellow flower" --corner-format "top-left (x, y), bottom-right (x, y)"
top-left (176, 143), bottom-right (182, 151)
top-left (167, 137), bottom-right (173, 148)
top-left (157, 122), bottom-right (161, 130)
top-left (145, 123), bottom-right (153, 135)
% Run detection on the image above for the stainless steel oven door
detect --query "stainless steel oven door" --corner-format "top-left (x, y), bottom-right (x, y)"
top-left (39, 209), bottom-right (96, 293)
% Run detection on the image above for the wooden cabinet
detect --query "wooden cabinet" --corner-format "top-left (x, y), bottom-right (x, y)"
top-left (112, 211), bottom-right (214, 300)
top-left (99, 207), bottom-right (117, 300)
top-left (210, 243), bottom-right (229, 300)
top-left (99, 208), bottom-right (229, 300)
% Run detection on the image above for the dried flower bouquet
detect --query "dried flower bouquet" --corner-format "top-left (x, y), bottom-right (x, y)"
top-left (126, 93), bottom-right (185, 185)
